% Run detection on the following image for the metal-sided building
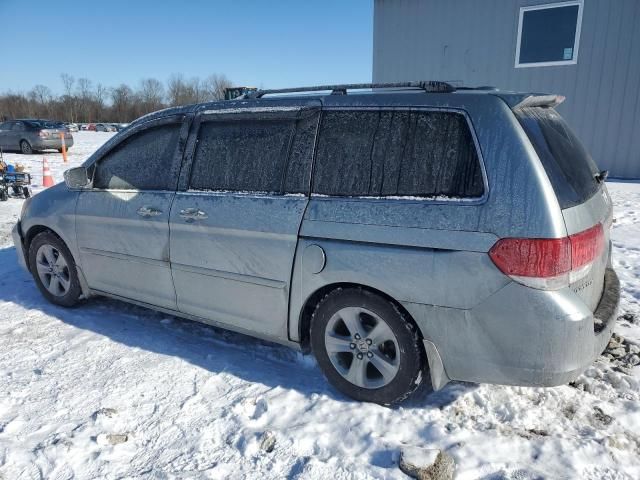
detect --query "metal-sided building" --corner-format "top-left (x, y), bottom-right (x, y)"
top-left (373, 0), bottom-right (640, 178)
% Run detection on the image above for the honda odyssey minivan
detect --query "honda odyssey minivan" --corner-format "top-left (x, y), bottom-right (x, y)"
top-left (13, 82), bottom-right (620, 404)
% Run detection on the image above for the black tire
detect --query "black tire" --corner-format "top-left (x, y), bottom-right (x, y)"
top-left (28, 231), bottom-right (82, 307)
top-left (310, 288), bottom-right (425, 405)
top-left (20, 140), bottom-right (33, 154)
top-left (0, 188), bottom-right (7, 201)
top-left (22, 186), bottom-right (31, 198)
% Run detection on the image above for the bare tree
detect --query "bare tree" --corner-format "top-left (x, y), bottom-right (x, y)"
top-left (0, 72), bottom-right (234, 123)
top-left (110, 84), bottom-right (135, 121)
top-left (139, 78), bottom-right (165, 114)
top-left (95, 83), bottom-right (108, 105)
top-left (167, 74), bottom-right (210, 106)
top-left (91, 83), bottom-right (108, 121)
top-left (27, 85), bottom-right (53, 118)
top-left (167, 74), bottom-right (188, 106)
top-left (61, 73), bottom-right (75, 97)
top-left (76, 78), bottom-right (94, 121)
top-left (203, 74), bottom-right (232, 101)
top-left (29, 85), bottom-right (52, 105)
top-left (0, 92), bottom-right (30, 121)
top-left (60, 73), bottom-right (76, 121)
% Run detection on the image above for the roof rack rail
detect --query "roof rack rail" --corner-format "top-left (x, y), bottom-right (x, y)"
top-left (247, 81), bottom-right (456, 98)
top-left (455, 85), bottom-right (499, 91)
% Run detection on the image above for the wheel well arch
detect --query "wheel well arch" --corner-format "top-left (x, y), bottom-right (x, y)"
top-left (24, 225), bottom-right (63, 255)
top-left (296, 282), bottom-right (423, 352)
top-left (23, 224), bottom-right (91, 298)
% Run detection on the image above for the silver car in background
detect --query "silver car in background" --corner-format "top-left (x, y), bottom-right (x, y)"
top-left (12, 82), bottom-right (620, 404)
top-left (95, 123), bottom-right (116, 132)
top-left (0, 119), bottom-right (74, 154)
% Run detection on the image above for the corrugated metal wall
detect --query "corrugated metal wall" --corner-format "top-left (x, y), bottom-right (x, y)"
top-left (373, 0), bottom-right (640, 178)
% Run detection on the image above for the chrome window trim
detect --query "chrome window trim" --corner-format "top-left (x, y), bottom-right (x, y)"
top-left (78, 188), bottom-right (173, 195)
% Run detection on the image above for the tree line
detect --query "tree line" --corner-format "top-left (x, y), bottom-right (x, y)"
top-left (0, 73), bottom-right (233, 124)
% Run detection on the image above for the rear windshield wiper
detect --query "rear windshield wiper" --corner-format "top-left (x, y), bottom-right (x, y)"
top-left (594, 170), bottom-right (608, 183)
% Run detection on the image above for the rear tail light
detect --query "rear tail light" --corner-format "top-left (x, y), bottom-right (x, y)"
top-left (489, 223), bottom-right (605, 290)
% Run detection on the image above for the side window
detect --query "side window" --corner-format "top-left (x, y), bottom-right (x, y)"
top-left (190, 118), bottom-right (296, 193)
top-left (93, 122), bottom-right (182, 190)
top-left (12, 122), bottom-right (25, 131)
top-left (313, 110), bottom-right (483, 198)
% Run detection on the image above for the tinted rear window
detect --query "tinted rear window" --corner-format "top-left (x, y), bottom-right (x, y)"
top-left (191, 119), bottom-right (294, 193)
top-left (515, 107), bottom-right (600, 209)
top-left (313, 110), bottom-right (484, 198)
top-left (25, 120), bottom-right (57, 129)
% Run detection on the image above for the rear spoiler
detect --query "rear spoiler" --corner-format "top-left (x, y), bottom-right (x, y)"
top-left (512, 94), bottom-right (566, 110)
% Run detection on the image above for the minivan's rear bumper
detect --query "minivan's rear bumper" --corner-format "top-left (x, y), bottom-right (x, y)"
top-left (32, 137), bottom-right (74, 151)
top-left (406, 268), bottom-right (620, 389)
top-left (534, 268), bottom-right (619, 386)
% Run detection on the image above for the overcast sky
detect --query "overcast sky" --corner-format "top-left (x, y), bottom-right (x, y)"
top-left (0, 0), bottom-right (373, 93)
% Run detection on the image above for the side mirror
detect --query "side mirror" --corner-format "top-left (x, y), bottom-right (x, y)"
top-left (64, 166), bottom-right (90, 189)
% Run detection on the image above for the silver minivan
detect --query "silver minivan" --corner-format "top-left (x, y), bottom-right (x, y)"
top-left (13, 82), bottom-right (620, 404)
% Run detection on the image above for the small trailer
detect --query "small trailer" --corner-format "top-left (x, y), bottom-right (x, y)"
top-left (0, 153), bottom-right (32, 201)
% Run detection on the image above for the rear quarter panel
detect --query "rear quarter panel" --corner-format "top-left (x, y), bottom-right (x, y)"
top-left (288, 94), bottom-right (568, 342)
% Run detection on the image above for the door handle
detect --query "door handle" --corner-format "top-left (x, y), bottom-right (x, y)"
top-left (179, 208), bottom-right (208, 221)
top-left (137, 206), bottom-right (162, 217)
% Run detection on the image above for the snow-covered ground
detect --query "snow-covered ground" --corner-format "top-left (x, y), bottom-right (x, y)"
top-left (0, 133), bottom-right (639, 479)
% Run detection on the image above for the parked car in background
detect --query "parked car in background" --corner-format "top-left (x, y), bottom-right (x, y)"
top-left (0, 119), bottom-right (74, 154)
top-left (86, 124), bottom-right (97, 131)
top-left (95, 123), bottom-right (116, 132)
top-left (113, 123), bottom-right (130, 132)
top-left (65, 123), bottom-right (79, 132)
top-left (12, 82), bottom-right (619, 405)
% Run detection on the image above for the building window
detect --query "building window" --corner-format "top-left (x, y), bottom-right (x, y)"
top-left (515, 1), bottom-right (583, 68)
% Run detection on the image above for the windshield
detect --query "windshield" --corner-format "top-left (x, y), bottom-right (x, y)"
top-left (515, 107), bottom-right (600, 209)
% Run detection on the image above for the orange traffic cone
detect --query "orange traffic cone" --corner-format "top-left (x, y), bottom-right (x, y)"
top-left (42, 157), bottom-right (54, 187)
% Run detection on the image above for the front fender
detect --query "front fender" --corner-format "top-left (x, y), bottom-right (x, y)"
top-left (21, 183), bottom-right (80, 265)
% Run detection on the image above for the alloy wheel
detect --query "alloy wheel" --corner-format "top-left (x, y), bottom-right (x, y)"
top-left (324, 306), bottom-right (400, 389)
top-left (35, 244), bottom-right (71, 297)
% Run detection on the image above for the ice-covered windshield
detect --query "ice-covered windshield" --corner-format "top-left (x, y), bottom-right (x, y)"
top-left (515, 107), bottom-right (600, 209)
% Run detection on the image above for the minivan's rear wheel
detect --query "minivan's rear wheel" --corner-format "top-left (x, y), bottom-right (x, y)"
top-left (28, 231), bottom-right (81, 307)
top-left (20, 140), bottom-right (33, 154)
top-left (310, 288), bottom-right (425, 405)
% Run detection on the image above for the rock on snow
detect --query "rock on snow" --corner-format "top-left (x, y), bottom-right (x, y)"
top-left (399, 447), bottom-right (454, 480)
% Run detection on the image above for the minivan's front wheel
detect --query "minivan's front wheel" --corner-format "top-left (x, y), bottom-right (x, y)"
top-left (28, 231), bottom-right (81, 307)
top-left (311, 288), bottom-right (425, 405)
